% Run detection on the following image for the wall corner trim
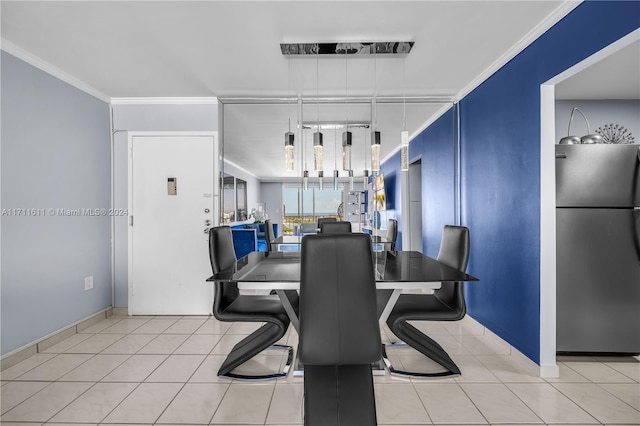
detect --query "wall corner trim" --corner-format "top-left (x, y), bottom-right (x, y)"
top-left (1, 38), bottom-right (110, 103)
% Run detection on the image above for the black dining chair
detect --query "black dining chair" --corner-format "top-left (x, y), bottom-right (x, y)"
top-left (383, 225), bottom-right (470, 377)
top-left (319, 220), bottom-right (352, 234)
top-left (208, 226), bottom-right (298, 379)
top-left (386, 218), bottom-right (398, 250)
top-left (316, 217), bottom-right (337, 229)
top-left (299, 233), bottom-right (381, 426)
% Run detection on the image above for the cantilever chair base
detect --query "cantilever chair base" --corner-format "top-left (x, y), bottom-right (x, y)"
top-left (387, 321), bottom-right (461, 376)
top-left (222, 344), bottom-right (294, 380)
top-left (382, 341), bottom-right (460, 378)
top-left (216, 320), bottom-right (291, 379)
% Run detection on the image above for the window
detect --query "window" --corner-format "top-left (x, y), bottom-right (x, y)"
top-left (282, 186), bottom-right (342, 235)
top-left (222, 174), bottom-right (247, 223)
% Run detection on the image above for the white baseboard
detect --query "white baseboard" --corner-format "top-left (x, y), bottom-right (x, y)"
top-left (111, 307), bottom-right (128, 317)
top-left (1, 307), bottom-right (113, 371)
top-left (1, 308), bottom-right (560, 378)
top-left (466, 315), bottom-right (559, 378)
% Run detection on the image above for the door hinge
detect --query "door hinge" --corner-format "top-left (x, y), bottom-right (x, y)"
top-left (129, 215), bottom-right (133, 226)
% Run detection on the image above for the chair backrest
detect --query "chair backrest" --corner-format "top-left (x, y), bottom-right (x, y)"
top-left (434, 225), bottom-right (470, 316)
top-left (299, 223), bottom-right (317, 235)
top-left (299, 233), bottom-right (381, 365)
top-left (317, 217), bottom-right (337, 228)
top-left (209, 226), bottom-right (240, 312)
top-left (264, 219), bottom-right (275, 252)
top-left (386, 219), bottom-right (398, 250)
top-left (319, 221), bottom-right (352, 234)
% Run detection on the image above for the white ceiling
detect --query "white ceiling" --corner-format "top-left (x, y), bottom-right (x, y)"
top-left (2, 1), bottom-right (583, 179)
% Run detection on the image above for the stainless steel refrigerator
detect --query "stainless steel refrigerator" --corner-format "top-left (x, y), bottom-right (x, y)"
top-left (556, 144), bottom-right (640, 354)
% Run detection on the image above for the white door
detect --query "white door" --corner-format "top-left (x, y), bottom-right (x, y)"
top-left (128, 132), bottom-right (218, 315)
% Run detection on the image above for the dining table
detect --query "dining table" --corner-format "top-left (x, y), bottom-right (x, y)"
top-left (208, 248), bottom-right (478, 375)
top-left (272, 234), bottom-right (396, 252)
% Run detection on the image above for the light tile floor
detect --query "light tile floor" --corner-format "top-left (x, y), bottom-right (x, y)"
top-left (1, 314), bottom-right (638, 425)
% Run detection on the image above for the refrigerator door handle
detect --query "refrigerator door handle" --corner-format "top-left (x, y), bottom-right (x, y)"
top-left (634, 208), bottom-right (640, 264)
top-left (636, 146), bottom-right (640, 207)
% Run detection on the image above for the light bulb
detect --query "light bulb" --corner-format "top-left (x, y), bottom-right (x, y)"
top-left (314, 132), bottom-right (323, 171)
top-left (285, 131), bottom-right (295, 171)
top-left (400, 131), bottom-right (409, 171)
top-left (342, 131), bottom-right (352, 170)
top-left (371, 131), bottom-right (381, 172)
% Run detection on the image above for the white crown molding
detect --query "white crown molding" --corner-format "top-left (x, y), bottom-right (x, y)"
top-left (392, 0), bottom-right (582, 167)
top-left (1, 38), bottom-right (110, 103)
top-left (110, 97), bottom-right (218, 105)
top-left (456, 0), bottom-right (582, 102)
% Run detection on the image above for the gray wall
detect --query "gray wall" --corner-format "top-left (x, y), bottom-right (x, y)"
top-left (111, 103), bottom-right (218, 308)
top-left (556, 100), bottom-right (640, 143)
top-left (259, 182), bottom-right (283, 233)
top-left (1, 51), bottom-right (111, 355)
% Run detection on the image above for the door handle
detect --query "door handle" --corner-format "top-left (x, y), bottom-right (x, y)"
top-left (555, 152), bottom-right (567, 159)
top-left (635, 146), bottom-right (640, 207)
top-left (633, 209), bottom-right (640, 264)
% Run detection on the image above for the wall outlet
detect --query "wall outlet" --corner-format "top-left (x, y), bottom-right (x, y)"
top-left (84, 276), bottom-right (94, 290)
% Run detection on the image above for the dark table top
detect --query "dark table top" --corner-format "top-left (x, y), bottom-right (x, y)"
top-left (208, 250), bottom-right (478, 284)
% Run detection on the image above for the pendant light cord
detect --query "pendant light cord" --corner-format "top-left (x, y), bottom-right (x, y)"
top-left (316, 50), bottom-right (320, 131)
top-left (403, 57), bottom-right (407, 132)
top-left (288, 58), bottom-right (291, 133)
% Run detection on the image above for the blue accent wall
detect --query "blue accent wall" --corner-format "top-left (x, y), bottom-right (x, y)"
top-left (380, 158), bottom-right (402, 249)
top-left (411, 107), bottom-right (457, 257)
top-left (381, 2), bottom-right (640, 364)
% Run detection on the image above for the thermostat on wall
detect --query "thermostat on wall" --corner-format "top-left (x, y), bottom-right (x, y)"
top-left (167, 177), bottom-right (177, 195)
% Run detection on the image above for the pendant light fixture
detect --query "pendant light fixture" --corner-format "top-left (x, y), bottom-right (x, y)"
top-left (363, 127), bottom-right (369, 187)
top-left (371, 129), bottom-right (381, 172)
top-left (333, 128), bottom-right (339, 191)
top-left (401, 56), bottom-right (409, 171)
top-left (313, 50), bottom-right (323, 172)
top-left (371, 50), bottom-right (381, 172)
top-left (285, 58), bottom-right (295, 171)
top-left (303, 123), bottom-right (309, 191)
top-left (342, 51), bottom-right (352, 172)
top-left (342, 132), bottom-right (352, 170)
top-left (285, 132), bottom-right (295, 171)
